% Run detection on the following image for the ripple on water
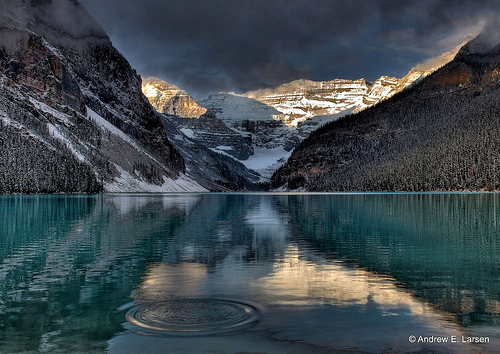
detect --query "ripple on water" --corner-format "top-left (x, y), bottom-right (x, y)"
top-left (126, 299), bottom-right (259, 336)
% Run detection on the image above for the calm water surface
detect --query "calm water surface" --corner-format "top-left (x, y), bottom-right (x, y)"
top-left (1, 193), bottom-right (500, 353)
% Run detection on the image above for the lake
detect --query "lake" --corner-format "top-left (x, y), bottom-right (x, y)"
top-left (1, 193), bottom-right (499, 353)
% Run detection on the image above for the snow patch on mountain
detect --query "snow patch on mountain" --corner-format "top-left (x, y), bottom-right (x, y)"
top-left (241, 147), bottom-right (293, 179)
top-left (105, 164), bottom-right (207, 193)
top-left (47, 123), bottom-right (86, 162)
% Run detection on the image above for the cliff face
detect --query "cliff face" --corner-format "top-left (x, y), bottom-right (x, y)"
top-left (160, 115), bottom-right (262, 191)
top-left (244, 79), bottom-right (372, 126)
top-left (142, 78), bottom-right (207, 118)
top-left (142, 79), bottom-right (253, 161)
top-left (0, 0), bottom-right (205, 193)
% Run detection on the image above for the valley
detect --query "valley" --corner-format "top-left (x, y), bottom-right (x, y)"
top-left (141, 43), bottom-right (460, 186)
top-left (0, 0), bottom-right (493, 193)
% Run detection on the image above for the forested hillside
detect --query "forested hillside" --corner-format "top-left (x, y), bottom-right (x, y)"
top-left (0, 0), bottom-right (205, 193)
top-left (271, 34), bottom-right (500, 191)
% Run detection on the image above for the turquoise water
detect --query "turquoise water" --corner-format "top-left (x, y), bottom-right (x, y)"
top-left (1, 193), bottom-right (500, 353)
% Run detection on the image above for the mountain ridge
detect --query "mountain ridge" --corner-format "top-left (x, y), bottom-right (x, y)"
top-left (270, 32), bottom-right (500, 192)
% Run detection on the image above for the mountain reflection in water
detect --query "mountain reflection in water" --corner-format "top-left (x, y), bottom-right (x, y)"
top-left (0, 193), bottom-right (499, 353)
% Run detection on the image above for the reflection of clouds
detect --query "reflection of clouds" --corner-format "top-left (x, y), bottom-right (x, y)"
top-left (107, 194), bottom-right (201, 215)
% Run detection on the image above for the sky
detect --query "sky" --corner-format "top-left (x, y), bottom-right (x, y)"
top-left (79, 0), bottom-right (499, 99)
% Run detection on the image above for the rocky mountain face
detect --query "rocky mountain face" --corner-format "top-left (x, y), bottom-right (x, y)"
top-left (201, 92), bottom-right (299, 150)
top-left (271, 33), bottom-right (500, 192)
top-left (142, 78), bottom-right (207, 118)
top-left (244, 78), bottom-right (390, 125)
top-left (142, 78), bottom-right (253, 162)
top-left (160, 115), bottom-right (262, 191)
top-left (199, 92), bottom-right (302, 178)
top-left (0, 0), bottom-right (205, 193)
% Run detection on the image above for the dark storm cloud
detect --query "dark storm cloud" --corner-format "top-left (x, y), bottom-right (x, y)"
top-left (79, 0), bottom-right (500, 98)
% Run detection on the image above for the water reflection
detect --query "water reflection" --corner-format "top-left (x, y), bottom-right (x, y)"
top-left (285, 194), bottom-right (500, 327)
top-left (0, 194), bottom-right (499, 353)
top-left (0, 194), bottom-right (192, 352)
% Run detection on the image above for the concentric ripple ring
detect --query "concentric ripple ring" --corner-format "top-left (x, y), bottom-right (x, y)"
top-left (126, 298), bottom-right (259, 336)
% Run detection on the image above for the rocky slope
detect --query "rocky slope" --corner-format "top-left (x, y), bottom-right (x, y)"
top-left (142, 78), bottom-right (253, 161)
top-left (160, 115), bottom-right (262, 191)
top-left (141, 78), bottom-right (261, 189)
top-left (271, 33), bottom-right (500, 192)
top-left (142, 78), bottom-right (207, 118)
top-left (0, 0), bottom-right (205, 193)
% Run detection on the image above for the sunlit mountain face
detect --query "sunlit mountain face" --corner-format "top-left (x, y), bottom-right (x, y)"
top-left (142, 78), bottom-right (207, 118)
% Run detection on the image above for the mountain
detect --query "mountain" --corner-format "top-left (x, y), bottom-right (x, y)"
top-left (141, 43), bottom-right (460, 181)
top-left (142, 78), bottom-right (207, 118)
top-left (198, 46), bottom-right (460, 179)
top-left (0, 0), bottom-right (205, 193)
top-left (142, 78), bottom-right (253, 161)
top-left (160, 115), bottom-right (262, 191)
top-left (141, 78), bottom-right (261, 190)
top-left (270, 33), bottom-right (500, 192)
